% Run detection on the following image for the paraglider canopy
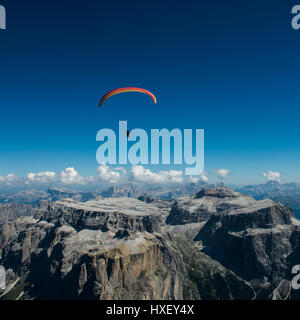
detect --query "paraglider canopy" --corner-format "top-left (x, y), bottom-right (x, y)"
top-left (99, 87), bottom-right (157, 107)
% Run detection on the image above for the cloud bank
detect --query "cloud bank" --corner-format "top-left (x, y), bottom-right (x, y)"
top-left (0, 165), bottom-right (210, 189)
top-left (0, 167), bottom-right (89, 188)
top-left (262, 170), bottom-right (281, 183)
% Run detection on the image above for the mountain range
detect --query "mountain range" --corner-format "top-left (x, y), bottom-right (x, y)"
top-left (236, 181), bottom-right (300, 218)
top-left (0, 186), bottom-right (300, 300)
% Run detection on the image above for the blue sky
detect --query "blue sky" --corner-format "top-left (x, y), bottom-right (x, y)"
top-left (0, 0), bottom-right (300, 185)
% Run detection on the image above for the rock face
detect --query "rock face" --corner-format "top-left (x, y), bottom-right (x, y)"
top-left (43, 197), bottom-right (163, 233)
top-left (0, 197), bottom-right (184, 300)
top-left (166, 187), bottom-right (255, 225)
top-left (194, 188), bottom-right (241, 199)
top-left (0, 190), bottom-right (50, 204)
top-left (236, 181), bottom-right (300, 218)
top-left (137, 196), bottom-right (174, 222)
top-left (1, 187), bottom-right (300, 300)
top-left (0, 216), bottom-right (40, 252)
top-left (194, 195), bottom-right (298, 287)
top-left (0, 203), bottom-right (43, 224)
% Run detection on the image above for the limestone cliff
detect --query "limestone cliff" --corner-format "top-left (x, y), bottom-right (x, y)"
top-left (1, 188), bottom-right (300, 300)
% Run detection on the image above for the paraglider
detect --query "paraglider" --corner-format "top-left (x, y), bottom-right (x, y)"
top-left (98, 87), bottom-right (157, 107)
top-left (98, 87), bottom-right (156, 140)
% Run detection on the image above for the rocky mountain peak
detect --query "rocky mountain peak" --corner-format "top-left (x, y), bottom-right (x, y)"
top-left (265, 180), bottom-right (281, 187)
top-left (1, 187), bottom-right (300, 300)
top-left (194, 187), bottom-right (241, 199)
top-left (42, 197), bottom-right (163, 233)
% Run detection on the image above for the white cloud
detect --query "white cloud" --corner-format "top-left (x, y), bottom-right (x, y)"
top-left (216, 168), bottom-right (230, 179)
top-left (0, 174), bottom-right (20, 186)
top-left (26, 168), bottom-right (91, 186)
top-left (96, 163), bottom-right (126, 184)
top-left (131, 165), bottom-right (183, 184)
top-left (189, 172), bottom-right (209, 184)
top-left (59, 167), bottom-right (85, 185)
top-left (201, 173), bottom-right (209, 183)
top-left (262, 170), bottom-right (281, 182)
top-left (0, 167), bottom-right (91, 187)
top-left (6, 174), bottom-right (18, 184)
top-left (26, 171), bottom-right (56, 184)
top-left (0, 165), bottom-right (212, 188)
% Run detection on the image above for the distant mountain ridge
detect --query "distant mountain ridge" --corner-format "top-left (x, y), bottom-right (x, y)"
top-left (236, 181), bottom-right (300, 218)
top-left (1, 181), bottom-right (300, 220)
